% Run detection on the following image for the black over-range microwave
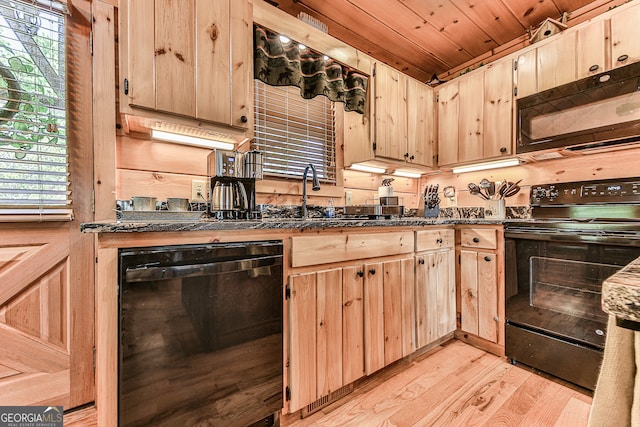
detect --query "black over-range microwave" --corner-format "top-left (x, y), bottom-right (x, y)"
top-left (517, 61), bottom-right (640, 155)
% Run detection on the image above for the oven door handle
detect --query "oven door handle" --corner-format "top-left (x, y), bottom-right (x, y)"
top-left (125, 255), bottom-right (283, 282)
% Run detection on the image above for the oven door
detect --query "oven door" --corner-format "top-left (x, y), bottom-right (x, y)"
top-left (504, 223), bottom-right (640, 390)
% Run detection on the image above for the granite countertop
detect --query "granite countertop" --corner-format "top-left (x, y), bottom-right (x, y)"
top-left (80, 216), bottom-right (511, 233)
top-left (81, 205), bottom-right (530, 233)
top-left (602, 256), bottom-right (640, 325)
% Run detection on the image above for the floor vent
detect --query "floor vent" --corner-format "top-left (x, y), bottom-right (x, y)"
top-left (301, 383), bottom-right (354, 418)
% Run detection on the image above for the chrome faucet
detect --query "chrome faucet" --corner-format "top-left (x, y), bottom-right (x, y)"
top-left (302, 164), bottom-right (321, 219)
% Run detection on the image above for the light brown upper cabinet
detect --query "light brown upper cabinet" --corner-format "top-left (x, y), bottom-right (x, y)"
top-left (119, 0), bottom-right (252, 129)
top-left (345, 62), bottom-right (434, 170)
top-left (437, 58), bottom-right (513, 167)
top-left (576, 20), bottom-right (607, 79)
top-left (610, 2), bottom-right (640, 69)
top-left (516, 1), bottom-right (640, 98)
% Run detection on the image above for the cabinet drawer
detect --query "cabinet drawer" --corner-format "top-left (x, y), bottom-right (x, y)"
top-left (291, 231), bottom-right (414, 267)
top-left (460, 229), bottom-right (497, 250)
top-left (415, 229), bottom-right (454, 251)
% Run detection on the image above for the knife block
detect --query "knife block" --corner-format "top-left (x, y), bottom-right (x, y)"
top-left (424, 205), bottom-right (440, 218)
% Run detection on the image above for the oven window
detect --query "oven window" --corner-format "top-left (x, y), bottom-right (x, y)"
top-left (529, 257), bottom-right (619, 321)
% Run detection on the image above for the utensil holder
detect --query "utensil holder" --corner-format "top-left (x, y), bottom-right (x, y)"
top-left (484, 199), bottom-right (505, 219)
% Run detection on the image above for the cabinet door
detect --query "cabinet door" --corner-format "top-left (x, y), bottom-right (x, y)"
top-left (436, 82), bottom-right (459, 166)
top-left (342, 266), bottom-right (364, 385)
top-left (406, 78), bottom-right (434, 167)
top-left (125, 0), bottom-right (155, 110)
top-left (401, 257), bottom-right (416, 357)
top-left (483, 60), bottom-right (513, 158)
top-left (383, 260), bottom-right (403, 365)
top-left (458, 72), bottom-right (484, 163)
top-left (436, 249), bottom-right (456, 339)
top-left (515, 50), bottom-right (537, 98)
top-left (611, 3), bottom-right (640, 69)
top-left (316, 269), bottom-right (343, 397)
top-left (576, 20), bottom-right (607, 78)
top-left (374, 63), bottom-right (407, 161)
top-left (195, 0), bottom-right (231, 124)
top-left (460, 250), bottom-right (479, 336)
top-left (121, 0), bottom-right (250, 127)
top-left (416, 248), bottom-right (455, 348)
top-left (537, 32), bottom-right (577, 92)
top-left (363, 262), bottom-right (384, 375)
top-left (477, 251), bottom-right (498, 343)
top-left (288, 273), bottom-right (317, 412)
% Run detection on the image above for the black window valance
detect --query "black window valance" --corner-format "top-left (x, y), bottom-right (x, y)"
top-left (254, 24), bottom-right (368, 114)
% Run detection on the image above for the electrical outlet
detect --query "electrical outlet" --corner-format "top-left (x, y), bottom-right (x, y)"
top-left (191, 179), bottom-right (208, 202)
top-left (345, 191), bottom-right (353, 205)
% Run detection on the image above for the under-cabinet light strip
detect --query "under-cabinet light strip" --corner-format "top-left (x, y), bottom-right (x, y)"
top-left (349, 164), bottom-right (387, 174)
top-left (451, 158), bottom-right (521, 174)
top-left (151, 129), bottom-right (235, 151)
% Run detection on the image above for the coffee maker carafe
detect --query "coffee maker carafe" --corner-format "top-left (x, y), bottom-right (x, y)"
top-left (208, 149), bottom-right (260, 220)
top-left (210, 178), bottom-right (248, 211)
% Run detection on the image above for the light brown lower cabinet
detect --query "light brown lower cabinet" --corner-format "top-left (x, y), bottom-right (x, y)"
top-left (287, 257), bottom-right (416, 412)
top-left (457, 226), bottom-right (504, 350)
top-left (415, 229), bottom-right (456, 348)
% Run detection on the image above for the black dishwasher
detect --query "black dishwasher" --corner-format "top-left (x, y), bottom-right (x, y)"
top-left (118, 240), bottom-right (283, 427)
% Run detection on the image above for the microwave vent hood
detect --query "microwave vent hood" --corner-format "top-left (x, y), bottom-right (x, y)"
top-left (516, 61), bottom-right (640, 158)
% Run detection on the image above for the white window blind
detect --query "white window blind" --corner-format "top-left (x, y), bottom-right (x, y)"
top-left (254, 79), bottom-right (336, 184)
top-left (0, 0), bottom-right (68, 210)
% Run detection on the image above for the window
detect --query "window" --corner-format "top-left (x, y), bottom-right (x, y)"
top-left (0, 0), bottom-right (68, 214)
top-left (254, 79), bottom-right (336, 184)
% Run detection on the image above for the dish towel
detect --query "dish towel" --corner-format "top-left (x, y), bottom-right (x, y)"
top-left (588, 315), bottom-right (639, 426)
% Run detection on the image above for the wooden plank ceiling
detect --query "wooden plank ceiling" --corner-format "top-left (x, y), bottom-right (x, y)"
top-left (271, 0), bottom-right (621, 82)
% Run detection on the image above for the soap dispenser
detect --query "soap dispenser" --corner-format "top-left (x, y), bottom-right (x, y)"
top-left (326, 198), bottom-right (335, 218)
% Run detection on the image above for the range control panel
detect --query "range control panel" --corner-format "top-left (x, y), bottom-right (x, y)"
top-left (530, 178), bottom-right (640, 206)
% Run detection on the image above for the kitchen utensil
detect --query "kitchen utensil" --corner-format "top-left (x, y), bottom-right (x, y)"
top-left (167, 198), bottom-right (190, 211)
top-left (468, 183), bottom-right (489, 200)
top-left (131, 196), bottom-right (157, 211)
top-left (502, 179), bottom-right (522, 198)
top-left (504, 185), bottom-right (521, 198)
top-left (479, 178), bottom-right (491, 200)
top-left (496, 181), bottom-right (508, 199)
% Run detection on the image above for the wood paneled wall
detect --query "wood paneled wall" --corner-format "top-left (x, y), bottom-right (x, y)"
top-left (422, 146), bottom-right (640, 208)
top-left (115, 133), bottom-right (420, 209)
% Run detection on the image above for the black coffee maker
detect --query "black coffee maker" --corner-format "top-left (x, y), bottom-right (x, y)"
top-left (208, 150), bottom-right (260, 220)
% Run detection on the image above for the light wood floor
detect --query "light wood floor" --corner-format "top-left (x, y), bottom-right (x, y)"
top-left (65, 339), bottom-right (592, 427)
top-left (282, 340), bottom-right (593, 427)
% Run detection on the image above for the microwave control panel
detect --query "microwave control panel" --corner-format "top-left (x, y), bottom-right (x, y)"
top-left (530, 178), bottom-right (640, 206)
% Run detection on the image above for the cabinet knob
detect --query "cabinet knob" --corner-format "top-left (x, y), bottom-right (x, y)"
top-left (500, 146), bottom-right (507, 153)
top-left (484, 255), bottom-right (492, 262)
top-left (436, 238), bottom-right (443, 244)
top-left (240, 115), bottom-right (248, 123)
top-left (493, 316), bottom-right (499, 322)
top-left (419, 258), bottom-right (425, 265)
top-left (368, 268), bottom-right (376, 275)
top-left (404, 152), bottom-right (409, 158)
top-left (473, 237), bottom-right (480, 243)
top-left (410, 155), bottom-right (415, 160)
top-left (356, 270), bottom-right (364, 278)
top-left (589, 64), bottom-right (600, 72)
top-left (617, 54), bottom-right (629, 63)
